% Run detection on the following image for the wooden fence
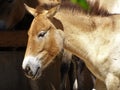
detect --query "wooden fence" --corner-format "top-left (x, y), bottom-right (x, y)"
top-left (0, 31), bottom-right (27, 47)
top-left (0, 30), bottom-right (32, 90)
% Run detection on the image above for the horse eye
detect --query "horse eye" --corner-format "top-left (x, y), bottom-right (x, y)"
top-left (7, 0), bottom-right (14, 3)
top-left (38, 31), bottom-right (47, 38)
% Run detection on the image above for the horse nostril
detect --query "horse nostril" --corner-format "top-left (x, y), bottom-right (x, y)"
top-left (26, 66), bottom-right (30, 72)
top-left (24, 65), bottom-right (33, 76)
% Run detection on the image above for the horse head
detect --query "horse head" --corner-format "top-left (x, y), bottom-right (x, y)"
top-left (22, 3), bottom-right (64, 79)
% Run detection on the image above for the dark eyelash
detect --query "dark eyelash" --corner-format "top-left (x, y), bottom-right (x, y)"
top-left (38, 26), bottom-right (51, 38)
top-left (38, 31), bottom-right (47, 37)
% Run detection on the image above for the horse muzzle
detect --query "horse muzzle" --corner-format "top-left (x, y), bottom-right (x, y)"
top-left (22, 56), bottom-right (42, 80)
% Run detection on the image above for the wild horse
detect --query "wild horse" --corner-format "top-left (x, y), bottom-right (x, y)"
top-left (22, 2), bottom-right (120, 90)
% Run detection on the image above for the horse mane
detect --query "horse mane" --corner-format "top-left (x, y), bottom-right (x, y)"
top-left (60, 0), bottom-right (110, 16)
top-left (87, 0), bottom-right (110, 16)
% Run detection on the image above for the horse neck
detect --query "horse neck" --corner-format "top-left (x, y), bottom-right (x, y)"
top-left (55, 9), bottom-right (120, 65)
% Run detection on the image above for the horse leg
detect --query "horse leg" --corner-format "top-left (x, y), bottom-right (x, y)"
top-left (72, 55), bottom-right (94, 90)
top-left (68, 60), bottom-right (76, 90)
top-left (94, 79), bottom-right (107, 90)
top-left (60, 50), bottom-right (72, 90)
top-left (60, 61), bottom-right (70, 90)
top-left (105, 73), bottom-right (120, 90)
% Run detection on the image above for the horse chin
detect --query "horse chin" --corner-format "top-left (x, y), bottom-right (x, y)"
top-left (32, 70), bottom-right (42, 80)
top-left (25, 67), bottom-right (42, 80)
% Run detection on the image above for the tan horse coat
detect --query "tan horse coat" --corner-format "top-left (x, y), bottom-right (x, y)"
top-left (23, 1), bottom-right (120, 90)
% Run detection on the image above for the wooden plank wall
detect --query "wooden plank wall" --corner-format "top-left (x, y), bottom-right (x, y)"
top-left (0, 51), bottom-right (31, 90)
top-left (0, 31), bottom-right (31, 90)
top-left (0, 31), bottom-right (27, 47)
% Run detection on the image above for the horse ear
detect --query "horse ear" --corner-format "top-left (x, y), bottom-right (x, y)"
top-left (46, 4), bottom-right (60, 18)
top-left (24, 4), bottom-right (37, 17)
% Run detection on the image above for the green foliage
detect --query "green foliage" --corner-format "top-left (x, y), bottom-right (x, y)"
top-left (71, 0), bottom-right (90, 10)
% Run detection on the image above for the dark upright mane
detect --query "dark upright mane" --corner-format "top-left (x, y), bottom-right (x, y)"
top-left (87, 0), bottom-right (109, 16)
top-left (60, 0), bottom-right (110, 16)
